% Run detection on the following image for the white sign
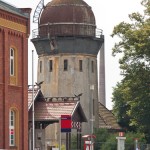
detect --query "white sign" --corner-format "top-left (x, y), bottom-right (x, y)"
top-left (85, 141), bottom-right (92, 144)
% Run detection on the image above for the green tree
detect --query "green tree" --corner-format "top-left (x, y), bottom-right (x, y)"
top-left (112, 82), bottom-right (135, 132)
top-left (111, 0), bottom-right (150, 142)
top-left (100, 132), bottom-right (145, 150)
top-left (94, 128), bottom-right (109, 149)
top-left (100, 133), bottom-right (117, 150)
top-left (125, 132), bottom-right (146, 150)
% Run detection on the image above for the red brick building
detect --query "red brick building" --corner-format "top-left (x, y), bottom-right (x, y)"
top-left (0, 1), bottom-right (31, 149)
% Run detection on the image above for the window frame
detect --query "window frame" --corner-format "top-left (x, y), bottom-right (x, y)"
top-left (9, 110), bottom-right (15, 146)
top-left (40, 61), bottom-right (42, 73)
top-left (79, 60), bottom-right (83, 72)
top-left (91, 60), bottom-right (94, 73)
top-left (10, 48), bottom-right (15, 76)
top-left (64, 59), bottom-right (68, 71)
top-left (49, 60), bottom-right (53, 72)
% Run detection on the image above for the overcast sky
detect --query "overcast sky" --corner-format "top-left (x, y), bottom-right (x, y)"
top-left (5, 0), bottom-right (144, 109)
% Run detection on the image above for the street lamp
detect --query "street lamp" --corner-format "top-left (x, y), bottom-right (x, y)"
top-left (90, 85), bottom-right (94, 150)
top-left (32, 50), bottom-right (35, 150)
top-left (90, 85), bottom-right (94, 135)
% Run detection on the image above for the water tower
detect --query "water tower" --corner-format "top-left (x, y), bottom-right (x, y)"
top-left (31, 0), bottom-right (105, 134)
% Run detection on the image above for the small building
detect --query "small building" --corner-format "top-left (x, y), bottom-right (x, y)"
top-left (28, 88), bottom-right (87, 150)
top-left (99, 102), bottom-right (122, 131)
top-left (0, 1), bottom-right (31, 149)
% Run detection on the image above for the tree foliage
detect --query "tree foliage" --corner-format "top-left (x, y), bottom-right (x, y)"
top-left (111, 0), bottom-right (150, 142)
top-left (94, 129), bottom-right (146, 150)
top-left (94, 128), bottom-right (109, 149)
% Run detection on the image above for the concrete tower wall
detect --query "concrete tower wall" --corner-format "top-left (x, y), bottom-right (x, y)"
top-left (37, 54), bottom-right (99, 133)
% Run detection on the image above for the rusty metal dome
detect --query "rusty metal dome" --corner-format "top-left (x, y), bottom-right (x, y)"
top-left (39, 0), bottom-right (96, 37)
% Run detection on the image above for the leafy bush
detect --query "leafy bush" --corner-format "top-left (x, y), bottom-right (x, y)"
top-left (94, 128), bottom-right (146, 150)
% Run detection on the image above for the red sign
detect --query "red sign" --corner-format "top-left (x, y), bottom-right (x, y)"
top-left (119, 132), bottom-right (124, 137)
top-left (10, 129), bottom-right (14, 134)
top-left (61, 115), bottom-right (71, 132)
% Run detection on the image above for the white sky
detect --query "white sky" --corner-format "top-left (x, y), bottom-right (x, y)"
top-left (5, 0), bottom-right (144, 109)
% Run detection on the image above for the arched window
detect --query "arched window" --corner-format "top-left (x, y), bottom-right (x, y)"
top-left (9, 110), bottom-right (15, 146)
top-left (10, 47), bottom-right (18, 85)
top-left (10, 48), bottom-right (15, 76)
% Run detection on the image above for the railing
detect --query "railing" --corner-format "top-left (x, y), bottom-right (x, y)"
top-left (96, 28), bottom-right (103, 38)
top-left (44, 96), bottom-right (80, 102)
top-left (32, 29), bottom-right (39, 39)
top-left (32, 26), bottom-right (103, 39)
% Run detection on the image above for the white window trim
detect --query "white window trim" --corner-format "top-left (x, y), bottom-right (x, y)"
top-left (10, 48), bottom-right (15, 76)
top-left (9, 110), bottom-right (15, 146)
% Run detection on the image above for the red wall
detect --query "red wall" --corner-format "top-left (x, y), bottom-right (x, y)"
top-left (0, 6), bottom-right (30, 150)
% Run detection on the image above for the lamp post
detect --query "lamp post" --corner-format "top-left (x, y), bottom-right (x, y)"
top-left (90, 85), bottom-right (94, 150)
top-left (32, 50), bottom-right (35, 150)
top-left (59, 117), bottom-right (61, 150)
top-left (90, 84), bottom-right (94, 136)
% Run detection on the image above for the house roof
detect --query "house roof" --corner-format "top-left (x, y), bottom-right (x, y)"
top-left (28, 89), bottom-right (87, 123)
top-left (0, 0), bottom-right (30, 18)
top-left (28, 88), bottom-right (44, 110)
top-left (82, 135), bottom-right (96, 139)
top-left (28, 89), bottom-right (121, 130)
top-left (99, 102), bottom-right (121, 130)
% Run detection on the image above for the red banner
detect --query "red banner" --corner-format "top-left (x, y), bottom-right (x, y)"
top-left (61, 115), bottom-right (71, 132)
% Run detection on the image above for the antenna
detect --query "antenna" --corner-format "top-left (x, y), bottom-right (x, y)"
top-left (33, 0), bottom-right (44, 23)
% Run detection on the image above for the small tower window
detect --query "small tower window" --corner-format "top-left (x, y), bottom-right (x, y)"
top-left (79, 60), bottom-right (83, 72)
top-left (49, 60), bottom-right (53, 72)
top-left (64, 59), bottom-right (68, 71)
top-left (91, 60), bottom-right (94, 73)
top-left (40, 61), bottom-right (42, 73)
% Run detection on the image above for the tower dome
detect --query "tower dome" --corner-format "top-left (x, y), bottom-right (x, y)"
top-left (39, 0), bottom-right (96, 37)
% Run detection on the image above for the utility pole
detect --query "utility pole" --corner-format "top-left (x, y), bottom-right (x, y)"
top-left (90, 85), bottom-right (94, 150)
top-left (32, 50), bottom-right (35, 150)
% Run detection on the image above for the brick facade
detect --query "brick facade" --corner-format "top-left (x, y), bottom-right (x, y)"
top-left (0, 2), bottom-right (31, 150)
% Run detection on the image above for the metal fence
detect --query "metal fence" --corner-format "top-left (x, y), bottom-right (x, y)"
top-left (71, 141), bottom-right (150, 150)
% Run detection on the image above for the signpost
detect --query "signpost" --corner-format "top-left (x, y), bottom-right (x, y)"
top-left (61, 115), bottom-right (71, 132)
top-left (60, 115), bottom-right (72, 150)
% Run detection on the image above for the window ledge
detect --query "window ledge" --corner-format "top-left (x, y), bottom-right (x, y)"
top-left (9, 146), bottom-right (17, 150)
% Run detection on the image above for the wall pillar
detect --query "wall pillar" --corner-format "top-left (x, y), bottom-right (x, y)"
top-left (99, 43), bottom-right (106, 106)
top-left (116, 136), bottom-right (126, 150)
